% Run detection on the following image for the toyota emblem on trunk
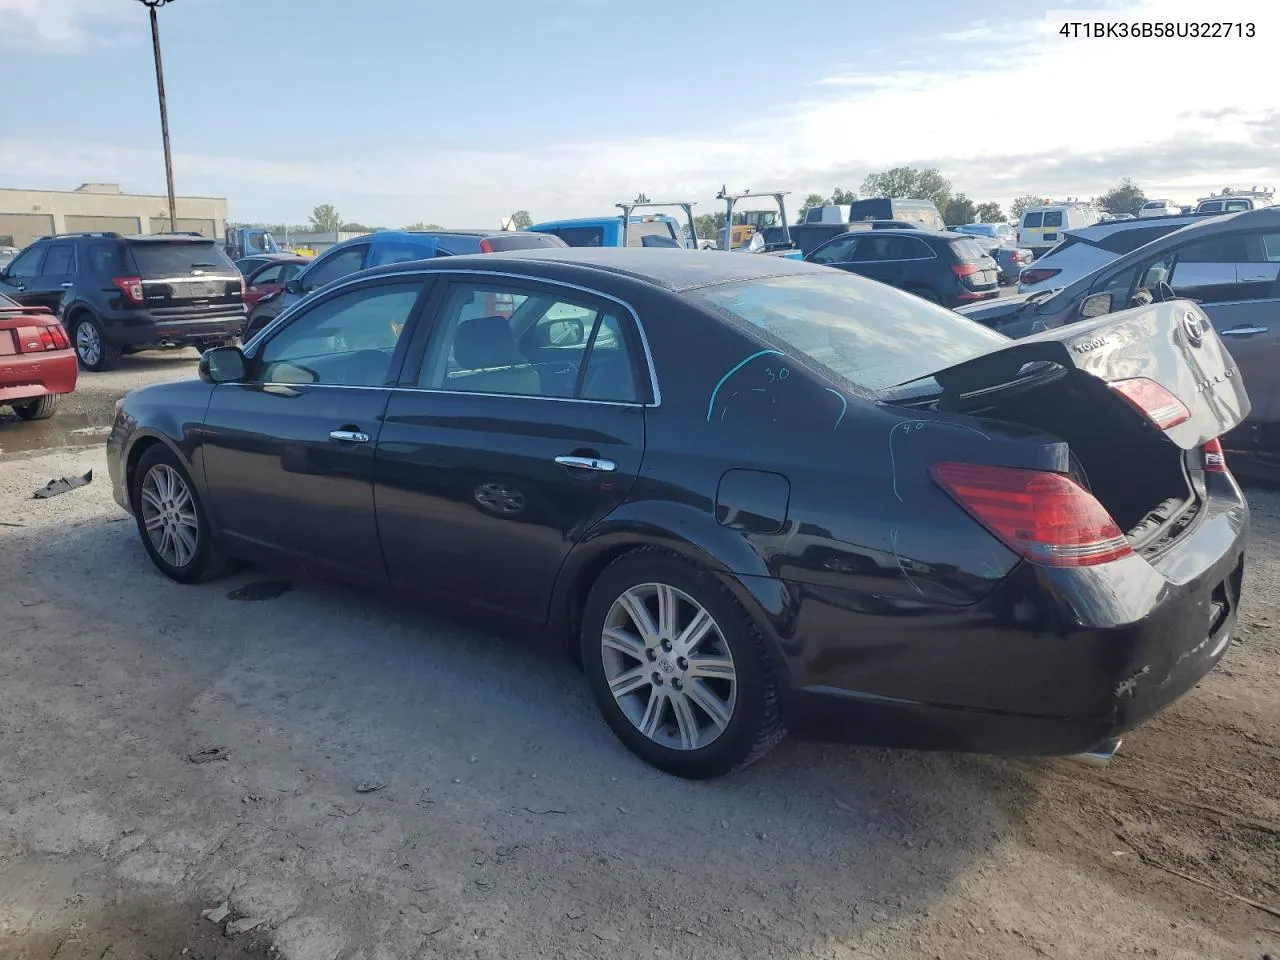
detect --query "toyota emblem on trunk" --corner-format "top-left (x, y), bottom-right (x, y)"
top-left (1182, 309), bottom-right (1205, 346)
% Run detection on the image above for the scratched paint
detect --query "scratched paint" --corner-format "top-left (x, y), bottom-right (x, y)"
top-left (888, 419), bottom-right (992, 503)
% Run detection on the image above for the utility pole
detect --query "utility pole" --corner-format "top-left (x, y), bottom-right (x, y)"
top-left (136, 0), bottom-right (178, 232)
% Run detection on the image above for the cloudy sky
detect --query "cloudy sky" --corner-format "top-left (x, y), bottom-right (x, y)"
top-left (0, 0), bottom-right (1274, 227)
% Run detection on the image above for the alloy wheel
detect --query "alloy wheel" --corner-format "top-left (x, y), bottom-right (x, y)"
top-left (76, 320), bottom-right (102, 367)
top-left (139, 464), bottom-right (200, 568)
top-left (601, 582), bottom-right (738, 751)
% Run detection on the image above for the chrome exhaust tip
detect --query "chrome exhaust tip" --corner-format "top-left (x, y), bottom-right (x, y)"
top-left (1074, 737), bottom-right (1122, 766)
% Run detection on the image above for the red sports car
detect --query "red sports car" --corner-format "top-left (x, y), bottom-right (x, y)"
top-left (0, 293), bottom-right (77, 420)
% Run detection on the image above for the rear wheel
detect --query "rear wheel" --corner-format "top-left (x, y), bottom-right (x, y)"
top-left (73, 314), bottom-right (121, 372)
top-left (11, 395), bottom-right (58, 420)
top-left (130, 444), bottom-right (232, 583)
top-left (581, 549), bottom-right (784, 778)
top-left (910, 286), bottom-right (942, 304)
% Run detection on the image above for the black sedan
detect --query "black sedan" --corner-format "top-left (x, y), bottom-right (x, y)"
top-left (805, 229), bottom-right (1000, 307)
top-left (107, 248), bottom-right (1249, 779)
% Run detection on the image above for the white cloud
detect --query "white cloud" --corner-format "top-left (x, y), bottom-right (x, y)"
top-left (0, 0), bottom-right (1274, 225)
top-left (0, 0), bottom-right (132, 50)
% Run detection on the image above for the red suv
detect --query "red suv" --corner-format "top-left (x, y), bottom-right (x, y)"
top-left (0, 293), bottom-right (77, 420)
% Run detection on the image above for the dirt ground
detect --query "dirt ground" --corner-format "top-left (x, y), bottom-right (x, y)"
top-left (1, 353), bottom-right (1277, 960)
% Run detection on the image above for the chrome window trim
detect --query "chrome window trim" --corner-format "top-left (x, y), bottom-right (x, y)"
top-left (243, 266), bottom-right (662, 407)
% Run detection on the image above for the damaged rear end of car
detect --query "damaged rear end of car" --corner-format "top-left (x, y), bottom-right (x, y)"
top-left (886, 300), bottom-right (1249, 753)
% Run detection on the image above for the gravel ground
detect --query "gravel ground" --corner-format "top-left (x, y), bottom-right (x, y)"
top-left (1, 354), bottom-right (1278, 960)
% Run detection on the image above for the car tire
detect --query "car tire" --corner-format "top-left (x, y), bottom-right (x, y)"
top-left (72, 313), bottom-right (121, 372)
top-left (580, 548), bottom-right (784, 779)
top-left (244, 307), bottom-right (274, 341)
top-left (910, 287), bottom-right (942, 304)
top-left (130, 444), bottom-right (233, 584)
top-left (12, 394), bottom-right (59, 420)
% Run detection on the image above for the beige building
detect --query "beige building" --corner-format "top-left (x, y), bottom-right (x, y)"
top-left (0, 183), bottom-right (228, 250)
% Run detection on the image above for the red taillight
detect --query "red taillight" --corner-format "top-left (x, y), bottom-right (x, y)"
top-left (13, 322), bottom-right (70, 352)
top-left (1020, 268), bottom-right (1060, 285)
top-left (1109, 377), bottom-right (1191, 430)
top-left (112, 276), bottom-right (145, 304)
top-left (1203, 438), bottom-right (1228, 473)
top-left (952, 263), bottom-right (980, 278)
top-left (479, 238), bottom-right (494, 253)
top-left (1010, 251), bottom-right (1026, 263)
top-left (932, 462), bottom-right (1133, 567)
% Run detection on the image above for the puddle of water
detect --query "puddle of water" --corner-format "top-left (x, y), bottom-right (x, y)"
top-left (226, 580), bottom-right (293, 602)
top-left (0, 412), bottom-right (111, 457)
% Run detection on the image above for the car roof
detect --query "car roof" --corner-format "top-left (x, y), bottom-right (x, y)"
top-left (1064, 213), bottom-right (1208, 240)
top-left (121, 234), bottom-right (219, 243)
top-left (840, 228), bottom-right (963, 240)
top-left (365, 247), bottom-right (827, 292)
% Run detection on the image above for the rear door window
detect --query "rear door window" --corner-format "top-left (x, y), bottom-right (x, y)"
top-left (128, 241), bottom-right (236, 277)
top-left (1043, 211), bottom-right (1064, 228)
top-left (40, 243), bottom-right (76, 276)
top-left (368, 239), bottom-right (438, 268)
top-left (1097, 225), bottom-right (1182, 254)
top-left (1022, 212), bottom-right (1043, 228)
top-left (87, 242), bottom-right (124, 274)
top-left (808, 235), bottom-right (859, 264)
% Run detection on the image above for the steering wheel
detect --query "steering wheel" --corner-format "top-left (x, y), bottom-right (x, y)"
top-left (1157, 280), bottom-right (1176, 302)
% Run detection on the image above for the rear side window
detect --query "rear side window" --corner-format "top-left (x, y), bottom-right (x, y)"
top-left (554, 226), bottom-right (604, 247)
top-left (485, 232), bottom-right (568, 251)
top-left (949, 238), bottom-right (988, 262)
top-left (1022, 212), bottom-right (1043, 228)
top-left (1197, 201), bottom-right (1223, 214)
top-left (86, 242), bottom-right (123, 274)
top-left (128, 241), bottom-right (236, 277)
top-left (1043, 211), bottom-right (1064, 228)
top-left (686, 272), bottom-right (1007, 392)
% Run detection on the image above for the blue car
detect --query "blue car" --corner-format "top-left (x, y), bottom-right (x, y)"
top-left (243, 229), bottom-right (565, 338)
top-left (525, 214), bottom-right (687, 248)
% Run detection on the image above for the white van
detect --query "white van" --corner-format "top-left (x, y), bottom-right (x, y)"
top-left (1194, 188), bottom-right (1274, 215)
top-left (1138, 199), bottom-right (1179, 218)
top-left (1017, 202), bottom-right (1100, 257)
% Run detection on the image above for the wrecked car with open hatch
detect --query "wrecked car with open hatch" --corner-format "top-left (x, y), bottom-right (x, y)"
top-left (106, 248), bottom-right (1248, 779)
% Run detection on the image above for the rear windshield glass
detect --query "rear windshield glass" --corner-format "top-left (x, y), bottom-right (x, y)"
top-left (554, 226), bottom-right (604, 247)
top-left (1098, 225), bottom-right (1181, 254)
top-left (128, 241), bottom-right (235, 276)
top-left (1043, 211), bottom-right (1064, 228)
top-left (686, 273), bottom-right (1007, 392)
top-left (627, 221), bottom-right (678, 247)
top-left (1022, 212), bottom-right (1043, 228)
top-left (949, 238), bottom-right (988, 261)
top-left (486, 232), bottom-right (568, 251)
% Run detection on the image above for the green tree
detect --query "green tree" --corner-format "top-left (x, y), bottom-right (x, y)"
top-left (975, 201), bottom-right (1005, 223)
top-left (309, 204), bottom-right (341, 232)
top-left (403, 222), bottom-right (442, 231)
top-left (943, 193), bottom-right (977, 226)
top-left (829, 187), bottom-right (857, 205)
top-left (694, 212), bottom-right (727, 240)
top-left (339, 221), bottom-right (371, 232)
top-left (1010, 194), bottom-right (1047, 219)
top-left (1096, 178), bottom-right (1146, 217)
top-left (510, 210), bottom-right (533, 229)
top-left (858, 167), bottom-right (951, 212)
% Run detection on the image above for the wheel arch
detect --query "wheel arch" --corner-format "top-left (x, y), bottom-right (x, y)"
top-left (550, 503), bottom-right (792, 678)
top-left (124, 430), bottom-right (193, 504)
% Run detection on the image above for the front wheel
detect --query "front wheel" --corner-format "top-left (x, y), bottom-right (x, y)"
top-left (12, 395), bottom-right (59, 420)
top-left (581, 549), bottom-right (784, 778)
top-left (130, 444), bottom-right (232, 583)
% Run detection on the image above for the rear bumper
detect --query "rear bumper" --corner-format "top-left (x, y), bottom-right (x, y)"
top-left (0, 349), bottom-right (78, 402)
top-left (100, 311), bottom-right (243, 348)
top-left (757, 473), bottom-right (1249, 755)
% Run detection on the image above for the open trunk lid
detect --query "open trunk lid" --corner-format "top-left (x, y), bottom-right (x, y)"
top-left (918, 300), bottom-right (1249, 449)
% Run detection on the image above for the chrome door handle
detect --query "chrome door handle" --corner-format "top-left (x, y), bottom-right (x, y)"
top-left (329, 429), bottom-right (370, 443)
top-left (555, 455), bottom-right (616, 472)
top-left (1220, 325), bottom-right (1269, 336)
top-left (60, 282), bottom-right (73, 288)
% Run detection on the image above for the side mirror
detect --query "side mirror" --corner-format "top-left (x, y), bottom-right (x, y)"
top-left (1080, 292), bottom-right (1113, 319)
top-left (200, 346), bottom-right (248, 384)
top-left (284, 278), bottom-right (303, 296)
top-left (545, 317), bottom-right (586, 346)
